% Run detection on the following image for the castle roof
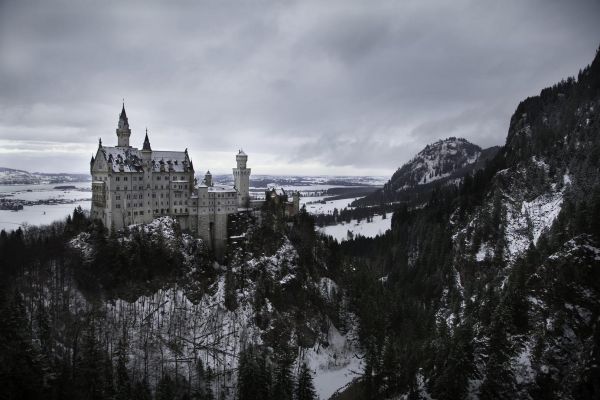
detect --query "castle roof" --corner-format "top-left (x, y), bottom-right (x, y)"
top-left (97, 146), bottom-right (191, 173)
top-left (208, 184), bottom-right (236, 193)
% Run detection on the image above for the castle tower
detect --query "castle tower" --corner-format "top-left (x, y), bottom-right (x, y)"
top-left (116, 103), bottom-right (131, 147)
top-left (141, 129), bottom-right (152, 161)
top-left (204, 170), bottom-right (213, 186)
top-left (141, 129), bottom-right (153, 221)
top-left (233, 150), bottom-right (251, 208)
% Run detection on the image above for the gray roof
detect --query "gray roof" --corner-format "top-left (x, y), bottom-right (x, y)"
top-left (99, 146), bottom-right (192, 173)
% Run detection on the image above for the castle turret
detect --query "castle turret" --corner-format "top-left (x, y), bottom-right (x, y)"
top-left (116, 103), bottom-right (131, 147)
top-left (141, 129), bottom-right (152, 160)
top-left (204, 170), bottom-right (212, 187)
top-left (233, 149), bottom-right (251, 208)
top-left (142, 129), bottom-right (152, 151)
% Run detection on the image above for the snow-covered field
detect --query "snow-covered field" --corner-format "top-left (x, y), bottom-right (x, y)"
top-left (303, 197), bottom-right (362, 215)
top-left (318, 214), bottom-right (392, 241)
top-left (0, 201), bottom-right (91, 232)
top-left (0, 182), bottom-right (91, 232)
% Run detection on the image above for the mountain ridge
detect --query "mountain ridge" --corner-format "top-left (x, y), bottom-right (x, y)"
top-left (356, 137), bottom-right (500, 206)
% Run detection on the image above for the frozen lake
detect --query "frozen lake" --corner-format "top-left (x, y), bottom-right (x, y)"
top-left (0, 182), bottom-right (91, 232)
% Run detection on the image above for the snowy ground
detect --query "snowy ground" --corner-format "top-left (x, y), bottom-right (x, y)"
top-left (304, 325), bottom-right (364, 400)
top-left (318, 214), bottom-right (392, 241)
top-left (303, 197), bottom-right (362, 215)
top-left (0, 182), bottom-right (91, 232)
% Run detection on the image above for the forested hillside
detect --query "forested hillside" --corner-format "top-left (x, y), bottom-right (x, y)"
top-left (338, 47), bottom-right (600, 399)
top-left (0, 202), bottom-right (357, 400)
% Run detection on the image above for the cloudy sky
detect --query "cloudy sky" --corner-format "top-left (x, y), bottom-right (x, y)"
top-left (1, 0), bottom-right (599, 176)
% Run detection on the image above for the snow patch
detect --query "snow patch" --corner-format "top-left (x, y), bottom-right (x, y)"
top-left (317, 214), bottom-right (392, 242)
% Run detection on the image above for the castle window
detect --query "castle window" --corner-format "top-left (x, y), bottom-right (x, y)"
top-left (128, 211), bottom-right (131, 216)
top-left (116, 177), bottom-right (120, 181)
top-left (124, 177), bottom-right (128, 181)
top-left (116, 204), bottom-right (121, 209)
top-left (116, 195), bottom-right (121, 200)
top-left (116, 186), bottom-right (120, 191)
top-left (155, 185), bottom-right (158, 189)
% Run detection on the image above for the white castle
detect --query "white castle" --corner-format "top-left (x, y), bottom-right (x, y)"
top-left (90, 104), bottom-right (288, 255)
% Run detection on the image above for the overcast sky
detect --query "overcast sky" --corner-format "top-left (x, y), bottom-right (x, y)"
top-left (1, 0), bottom-right (599, 176)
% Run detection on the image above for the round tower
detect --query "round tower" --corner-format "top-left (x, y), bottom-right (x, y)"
top-left (233, 149), bottom-right (251, 208)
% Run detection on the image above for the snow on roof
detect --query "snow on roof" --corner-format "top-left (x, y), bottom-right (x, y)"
top-left (99, 146), bottom-right (191, 173)
top-left (208, 184), bottom-right (236, 192)
top-left (100, 146), bottom-right (143, 172)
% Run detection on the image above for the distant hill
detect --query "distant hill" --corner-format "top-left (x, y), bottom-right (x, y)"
top-left (355, 137), bottom-right (499, 206)
top-left (0, 167), bottom-right (90, 185)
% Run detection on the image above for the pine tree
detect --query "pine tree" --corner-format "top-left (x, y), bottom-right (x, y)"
top-left (115, 332), bottom-right (131, 400)
top-left (0, 291), bottom-right (45, 399)
top-left (224, 267), bottom-right (238, 311)
top-left (272, 361), bottom-right (294, 400)
top-left (296, 363), bottom-right (317, 400)
top-left (479, 303), bottom-right (516, 400)
top-left (156, 374), bottom-right (176, 400)
top-left (131, 380), bottom-right (152, 400)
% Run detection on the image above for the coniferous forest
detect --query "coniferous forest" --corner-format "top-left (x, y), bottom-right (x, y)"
top-left (2, 36), bottom-right (600, 400)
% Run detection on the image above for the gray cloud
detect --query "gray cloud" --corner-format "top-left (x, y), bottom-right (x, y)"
top-left (0, 0), bottom-right (599, 176)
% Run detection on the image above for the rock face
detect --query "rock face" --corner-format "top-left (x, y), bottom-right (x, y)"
top-left (357, 137), bottom-right (499, 206)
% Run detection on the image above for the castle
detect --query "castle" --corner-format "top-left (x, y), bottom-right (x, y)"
top-left (90, 104), bottom-right (297, 255)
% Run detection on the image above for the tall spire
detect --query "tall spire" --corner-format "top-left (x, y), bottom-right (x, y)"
top-left (142, 128), bottom-right (151, 151)
top-left (116, 101), bottom-right (131, 147)
top-left (118, 102), bottom-right (129, 130)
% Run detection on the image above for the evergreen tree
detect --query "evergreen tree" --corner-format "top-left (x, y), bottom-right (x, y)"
top-left (131, 380), bottom-right (152, 400)
top-left (224, 267), bottom-right (238, 311)
top-left (296, 363), bottom-right (316, 400)
top-left (115, 332), bottom-right (131, 400)
top-left (156, 374), bottom-right (176, 400)
top-left (479, 303), bottom-right (516, 400)
top-left (272, 361), bottom-right (294, 400)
